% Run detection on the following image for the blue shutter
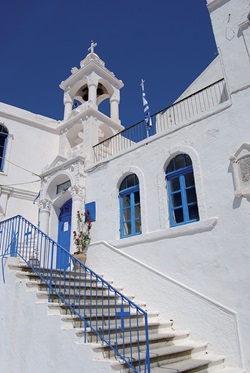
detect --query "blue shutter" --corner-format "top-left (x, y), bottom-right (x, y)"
top-left (85, 202), bottom-right (96, 221)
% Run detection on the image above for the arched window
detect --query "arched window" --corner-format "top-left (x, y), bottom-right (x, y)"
top-left (0, 125), bottom-right (8, 171)
top-left (166, 154), bottom-right (199, 227)
top-left (119, 174), bottom-right (141, 238)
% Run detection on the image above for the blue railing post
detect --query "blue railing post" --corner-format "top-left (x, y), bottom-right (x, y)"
top-left (10, 221), bottom-right (17, 257)
top-left (144, 313), bottom-right (151, 373)
top-left (48, 240), bottom-right (55, 302)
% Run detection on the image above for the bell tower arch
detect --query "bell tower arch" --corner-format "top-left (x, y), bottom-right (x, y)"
top-left (60, 41), bottom-right (123, 124)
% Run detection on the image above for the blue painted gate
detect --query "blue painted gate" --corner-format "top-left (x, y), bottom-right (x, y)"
top-left (57, 199), bottom-right (72, 269)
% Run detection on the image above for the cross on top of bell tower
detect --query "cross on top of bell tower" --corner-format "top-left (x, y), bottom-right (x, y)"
top-left (88, 40), bottom-right (97, 54)
top-left (140, 79), bottom-right (145, 91)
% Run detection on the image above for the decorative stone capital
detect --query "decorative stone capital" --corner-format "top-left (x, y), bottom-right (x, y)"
top-left (64, 92), bottom-right (73, 105)
top-left (60, 127), bottom-right (68, 136)
top-left (86, 72), bottom-right (99, 87)
top-left (69, 184), bottom-right (85, 198)
top-left (39, 199), bottom-right (52, 211)
top-left (110, 89), bottom-right (120, 103)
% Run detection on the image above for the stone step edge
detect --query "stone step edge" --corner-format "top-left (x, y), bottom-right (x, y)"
top-left (60, 310), bottom-right (160, 323)
top-left (110, 341), bottom-right (208, 369)
top-left (149, 353), bottom-right (226, 373)
top-left (24, 280), bottom-right (124, 290)
top-left (92, 330), bottom-right (190, 350)
top-left (75, 321), bottom-right (173, 335)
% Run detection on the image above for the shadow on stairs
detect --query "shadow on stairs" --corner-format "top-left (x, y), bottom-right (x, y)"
top-left (10, 261), bottom-right (244, 373)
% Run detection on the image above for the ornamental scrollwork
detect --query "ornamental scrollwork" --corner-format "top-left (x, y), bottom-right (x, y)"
top-left (39, 199), bottom-right (52, 211)
top-left (238, 156), bottom-right (250, 183)
top-left (69, 184), bottom-right (85, 197)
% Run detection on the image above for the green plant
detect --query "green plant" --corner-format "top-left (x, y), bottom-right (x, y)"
top-left (73, 210), bottom-right (92, 254)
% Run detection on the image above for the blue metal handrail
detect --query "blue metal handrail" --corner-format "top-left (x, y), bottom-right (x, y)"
top-left (0, 215), bottom-right (151, 373)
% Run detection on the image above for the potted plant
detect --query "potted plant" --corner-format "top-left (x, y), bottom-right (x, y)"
top-left (72, 209), bottom-right (92, 268)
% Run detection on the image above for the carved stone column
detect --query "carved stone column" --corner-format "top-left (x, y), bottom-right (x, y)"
top-left (63, 91), bottom-right (73, 120)
top-left (86, 73), bottom-right (98, 107)
top-left (39, 199), bottom-right (52, 235)
top-left (59, 128), bottom-right (69, 157)
top-left (70, 184), bottom-right (85, 252)
top-left (110, 89), bottom-right (120, 123)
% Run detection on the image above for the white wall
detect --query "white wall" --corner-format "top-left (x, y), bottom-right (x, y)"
top-left (208, 0), bottom-right (250, 95)
top-left (87, 241), bottom-right (243, 368)
top-left (0, 258), bottom-right (111, 373)
top-left (0, 104), bottom-right (59, 223)
top-left (1, 1), bottom-right (249, 370)
top-left (85, 86), bottom-right (250, 370)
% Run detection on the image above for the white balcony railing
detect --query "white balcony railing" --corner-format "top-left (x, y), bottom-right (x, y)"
top-left (93, 79), bottom-right (229, 163)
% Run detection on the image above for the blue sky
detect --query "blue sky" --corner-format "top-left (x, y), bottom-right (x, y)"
top-left (0, 0), bottom-right (217, 127)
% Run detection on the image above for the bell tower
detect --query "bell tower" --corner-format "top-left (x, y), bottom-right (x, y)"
top-left (58, 41), bottom-right (124, 161)
top-left (39, 43), bottom-right (125, 244)
top-left (60, 41), bottom-right (124, 124)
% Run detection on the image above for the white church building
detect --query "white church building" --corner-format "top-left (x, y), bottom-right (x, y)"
top-left (0, 0), bottom-right (250, 372)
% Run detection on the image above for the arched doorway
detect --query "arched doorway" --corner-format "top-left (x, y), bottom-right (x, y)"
top-left (56, 199), bottom-right (72, 269)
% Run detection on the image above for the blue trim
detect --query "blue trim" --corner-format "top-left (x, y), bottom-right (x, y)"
top-left (57, 199), bottom-right (72, 269)
top-left (166, 155), bottom-right (199, 227)
top-left (119, 175), bottom-right (141, 238)
top-left (85, 201), bottom-right (96, 221)
top-left (0, 131), bottom-right (8, 171)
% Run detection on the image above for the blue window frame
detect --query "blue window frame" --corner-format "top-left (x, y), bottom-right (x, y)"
top-left (119, 174), bottom-right (141, 238)
top-left (0, 125), bottom-right (8, 171)
top-left (166, 154), bottom-right (199, 227)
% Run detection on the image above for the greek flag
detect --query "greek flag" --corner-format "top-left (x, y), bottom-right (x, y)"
top-left (141, 79), bottom-right (152, 129)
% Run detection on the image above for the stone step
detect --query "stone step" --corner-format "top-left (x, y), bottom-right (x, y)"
top-left (17, 270), bottom-right (111, 286)
top-left (110, 341), bottom-right (208, 370)
top-left (11, 263), bottom-right (243, 372)
top-left (92, 330), bottom-right (190, 357)
top-left (25, 272), bottom-right (123, 290)
top-left (13, 264), bottom-right (108, 282)
top-left (36, 290), bottom-right (137, 304)
top-left (60, 310), bottom-right (160, 330)
top-left (48, 300), bottom-right (147, 315)
top-left (150, 353), bottom-right (226, 373)
top-left (26, 280), bottom-right (125, 296)
top-left (76, 321), bottom-right (173, 342)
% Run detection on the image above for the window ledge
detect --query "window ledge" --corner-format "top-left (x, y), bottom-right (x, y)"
top-left (111, 218), bottom-right (218, 249)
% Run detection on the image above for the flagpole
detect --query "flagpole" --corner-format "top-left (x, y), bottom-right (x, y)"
top-left (140, 79), bottom-right (152, 138)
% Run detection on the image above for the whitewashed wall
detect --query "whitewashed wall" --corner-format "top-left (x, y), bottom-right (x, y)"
top-left (0, 258), bottom-right (110, 373)
top-left (0, 104), bottom-right (59, 223)
top-left (85, 86), bottom-right (250, 370)
top-left (207, 0), bottom-right (250, 95)
top-left (0, 1), bottom-right (249, 370)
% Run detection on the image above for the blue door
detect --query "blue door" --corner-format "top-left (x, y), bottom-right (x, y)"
top-left (57, 199), bottom-right (72, 269)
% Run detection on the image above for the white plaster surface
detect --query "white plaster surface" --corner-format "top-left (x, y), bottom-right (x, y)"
top-left (0, 104), bottom-right (59, 223)
top-left (87, 241), bottom-right (243, 368)
top-left (85, 87), bottom-right (250, 370)
top-left (0, 258), bottom-right (110, 373)
top-left (0, 1), bottom-right (250, 371)
top-left (208, 0), bottom-right (250, 95)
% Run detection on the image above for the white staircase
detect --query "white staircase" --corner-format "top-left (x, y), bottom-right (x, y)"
top-left (11, 262), bottom-right (244, 373)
